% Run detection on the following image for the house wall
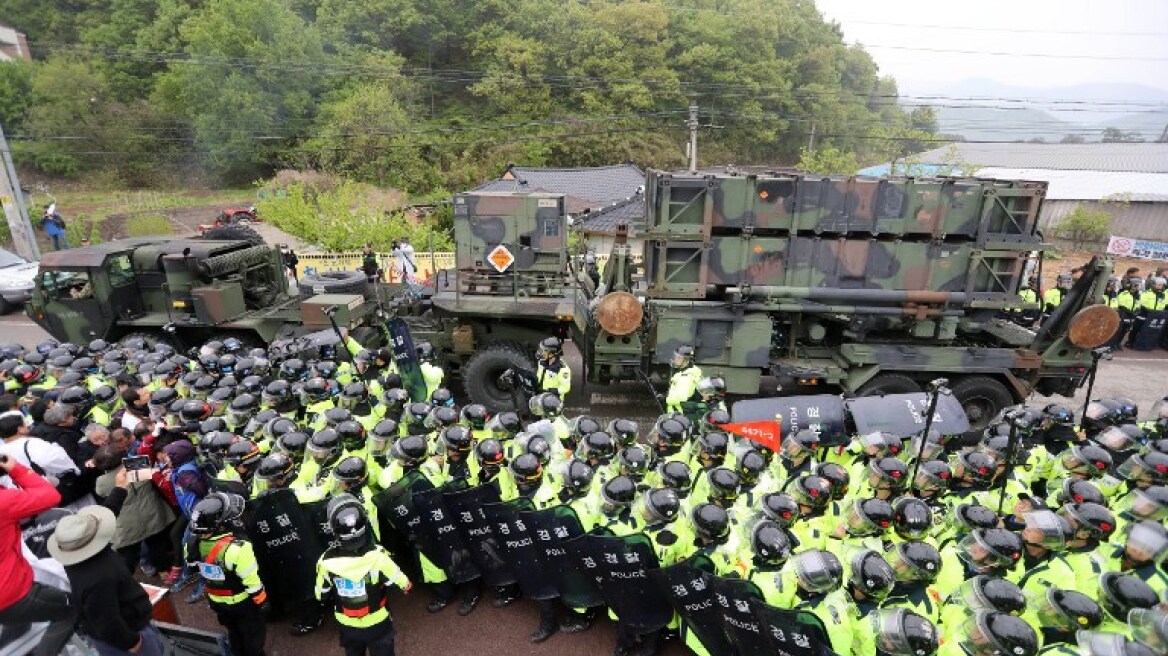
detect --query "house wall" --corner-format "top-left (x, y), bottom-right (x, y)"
top-left (583, 234), bottom-right (646, 257)
top-left (1039, 200), bottom-right (1168, 242)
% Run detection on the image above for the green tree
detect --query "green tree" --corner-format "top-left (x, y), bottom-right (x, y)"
top-left (0, 63), bottom-right (33, 131)
top-left (1055, 205), bottom-right (1112, 249)
top-left (797, 146), bottom-right (859, 175)
top-left (154, 0), bottom-right (327, 182)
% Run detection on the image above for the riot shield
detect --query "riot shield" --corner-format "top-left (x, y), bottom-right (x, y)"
top-left (412, 484), bottom-right (480, 584)
top-left (845, 392), bottom-right (970, 438)
top-left (578, 533), bottom-right (673, 633)
top-left (1131, 310), bottom-right (1167, 351)
top-left (387, 319), bottom-right (427, 402)
top-left (248, 489), bottom-right (325, 605)
top-left (22, 508), bottom-right (71, 559)
top-left (731, 395), bottom-right (847, 446)
top-left (301, 498), bottom-right (340, 552)
top-left (480, 501), bottom-right (557, 600)
top-left (372, 469), bottom-right (436, 571)
top-left (521, 506), bottom-right (603, 608)
top-left (751, 598), bottom-right (834, 656)
top-left (442, 484), bottom-right (516, 587)
top-left (651, 556), bottom-right (732, 656)
top-left (709, 575), bottom-right (770, 656)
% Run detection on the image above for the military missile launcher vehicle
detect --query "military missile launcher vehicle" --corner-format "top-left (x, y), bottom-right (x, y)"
top-left (583, 170), bottom-right (1118, 429)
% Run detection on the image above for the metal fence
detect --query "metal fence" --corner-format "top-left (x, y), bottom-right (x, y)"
top-left (1039, 200), bottom-right (1168, 243)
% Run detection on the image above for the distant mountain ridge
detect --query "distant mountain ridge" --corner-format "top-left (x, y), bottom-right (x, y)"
top-left (903, 78), bottom-right (1168, 142)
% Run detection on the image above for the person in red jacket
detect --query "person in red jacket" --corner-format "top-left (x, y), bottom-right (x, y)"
top-left (0, 453), bottom-right (76, 656)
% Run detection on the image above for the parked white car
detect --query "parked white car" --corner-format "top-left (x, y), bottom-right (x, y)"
top-left (0, 247), bottom-right (39, 313)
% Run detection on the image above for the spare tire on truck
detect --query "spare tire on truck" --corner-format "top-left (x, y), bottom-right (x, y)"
top-left (299, 270), bottom-right (369, 300)
top-left (201, 224), bottom-right (265, 246)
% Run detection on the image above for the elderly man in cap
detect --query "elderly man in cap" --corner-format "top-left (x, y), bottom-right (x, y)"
top-left (49, 504), bottom-right (164, 655)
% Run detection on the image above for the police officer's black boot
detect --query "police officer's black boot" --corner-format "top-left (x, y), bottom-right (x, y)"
top-left (428, 581), bottom-right (454, 613)
top-left (559, 608), bottom-right (591, 634)
top-left (289, 600), bottom-right (324, 636)
top-left (531, 599), bottom-right (558, 643)
top-left (491, 583), bottom-right (520, 608)
top-left (457, 580), bottom-right (482, 616)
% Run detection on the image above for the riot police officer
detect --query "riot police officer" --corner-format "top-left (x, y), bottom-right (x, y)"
top-left (536, 336), bottom-right (571, 398)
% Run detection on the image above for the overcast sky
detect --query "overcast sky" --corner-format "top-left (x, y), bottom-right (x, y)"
top-left (815, 0), bottom-right (1168, 97)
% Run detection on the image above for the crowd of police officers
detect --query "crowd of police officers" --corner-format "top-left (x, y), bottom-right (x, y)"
top-left (2, 329), bottom-right (1168, 656)
top-left (1014, 269), bottom-right (1168, 348)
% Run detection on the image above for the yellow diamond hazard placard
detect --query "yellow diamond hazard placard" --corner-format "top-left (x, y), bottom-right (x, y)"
top-left (487, 245), bottom-right (515, 272)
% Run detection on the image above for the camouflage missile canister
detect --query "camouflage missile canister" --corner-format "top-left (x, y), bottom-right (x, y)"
top-left (453, 192), bottom-right (567, 275)
top-left (641, 171), bottom-right (1046, 306)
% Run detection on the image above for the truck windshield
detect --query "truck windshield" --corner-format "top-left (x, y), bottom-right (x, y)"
top-left (106, 254), bottom-right (135, 287)
top-left (39, 270), bottom-right (90, 300)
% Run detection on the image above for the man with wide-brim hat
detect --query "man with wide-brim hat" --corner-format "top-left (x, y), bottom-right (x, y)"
top-left (49, 505), bottom-right (165, 655)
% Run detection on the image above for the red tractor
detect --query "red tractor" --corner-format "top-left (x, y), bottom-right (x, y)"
top-left (198, 206), bottom-right (261, 234)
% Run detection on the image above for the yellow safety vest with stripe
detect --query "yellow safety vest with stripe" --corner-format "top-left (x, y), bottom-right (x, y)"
top-left (190, 534), bottom-right (266, 607)
top-left (1110, 290), bottom-right (1138, 312)
top-left (1140, 290), bottom-right (1168, 311)
top-left (315, 545), bottom-right (410, 628)
top-left (665, 366), bottom-right (702, 414)
top-left (420, 362), bottom-right (444, 401)
top-left (537, 359), bottom-right (572, 398)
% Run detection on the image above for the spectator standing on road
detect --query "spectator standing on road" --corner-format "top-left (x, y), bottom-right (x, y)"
top-left (0, 453), bottom-right (75, 656)
top-left (48, 504), bottom-right (166, 656)
top-left (362, 243), bottom-right (381, 284)
top-left (392, 238), bottom-right (417, 283)
top-left (40, 204), bottom-right (69, 251)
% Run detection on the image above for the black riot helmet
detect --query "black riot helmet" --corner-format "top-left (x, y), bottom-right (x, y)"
top-left (737, 449), bottom-right (767, 487)
top-left (608, 419), bottom-right (639, 447)
top-left (956, 529), bottom-right (1023, 572)
top-left (913, 460), bottom-right (952, 494)
top-left (639, 487), bottom-right (681, 525)
top-left (816, 462), bottom-right (851, 500)
top-left (702, 409), bottom-right (731, 433)
top-left (1028, 588), bottom-right (1103, 634)
top-left (1057, 479), bottom-right (1105, 507)
top-left (651, 417), bottom-right (687, 454)
top-left (749, 520), bottom-right (791, 568)
top-left (691, 502), bottom-right (730, 543)
top-left (792, 549), bottom-right (844, 594)
top-left (256, 453), bottom-right (297, 488)
top-left (893, 497), bottom-right (934, 540)
top-left (474, 439), bottom-right (505, 473)
top-left (390, 434), bottom-right (428, 468)
top-left (460, 404), bottom-right (489, 430)
top-left (660, 460), bottom-right (693, 496)
top-left (561, 460), bottom-right (595, 498)
top-left (955, 576), bottom-right (1027, 615)
top-left (867, 609), bottom-right (940, 656)
top-left (1098, 572), bottom-right (1158, 621)
top-left (276, 431), bottom-right (310, 459)
top-left (303, 376), bottom-right (331, 402)
top-left (696, 431), bottom-right (729, 462)
top-left (328, 493), bottom-right (372, 553)
top-left (761, 492), bottom-right (799, 528)
top-left (487, 411), bottom-right (522, 441)
top-left (429, 387), bottom-right (454, 408)
top-left (180, 399), bottom-right (213, 423)
top-left (381, 388), bottom-right (411, 416)
top-left (510, 454), bottom-right (544, 493)
top-left (323, 407), bottom-right (353, 428)
top-left (333, 456), bottom-right (369, 491)
top-left (579, 431), bottom-right (616, 465)
top-left (336, 420), bottom-right (366, 452)
top-left (189, 492), bottom-right (246, 537)
top-left (671, 344), bottom-right (695, 370)
top-left (617, 446), bottom-right (649, 480)
top-left (1058, 501), bottom-right (1117, 542)
top-left (1118, 451), bottom-right (1168, 487)
top-left (886, 540), bottom-right (942, 583)
top-left (439, 426), bottom-right (473, 455)
top-left (536, 336), bottom-right (563, 361)
top-left (955, 451), bottom-right (997, 485)
top-left (224, 440), bottom-right (263, 473)
top-left (790, 475), bottom-right (832, 511)
top-left (339, 382), bottom-right (369, 411)
top-left (307, 429), bottom-right (343, 467)
top-left (263, 417), bottom-right (298, 443)
top-left (848, 549), bottom-right (896, 601)
top-left (956, 611), bottom-right (1038, 656)
top-left (424, 406), bottom-right (459, 431)
top-left (706, 467), bottom-right (741, 507)
top-left (600, 475), bottom-right (636, 511)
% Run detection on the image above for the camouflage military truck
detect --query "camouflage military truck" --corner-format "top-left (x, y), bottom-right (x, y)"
top-left (583, 170), bottom-right (1120, 430)
top-left (25, 236), bottom-right (389, 350)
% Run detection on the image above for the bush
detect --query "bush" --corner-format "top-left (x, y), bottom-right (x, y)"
top-left (125, 214), bottom-right (172, 237)
top-left (1054, 206), bottom-right (1112, 250)
top-left (256, 180), bottom-right (452, 251)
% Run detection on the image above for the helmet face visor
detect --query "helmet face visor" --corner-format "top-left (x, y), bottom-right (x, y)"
top-left (1128, 608), bottom-right (1168, 654)
top-left (793, 551), bottom-right (838, 593)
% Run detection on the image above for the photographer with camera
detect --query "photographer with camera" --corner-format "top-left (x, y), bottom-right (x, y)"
top-left (0, 452), bottom-right (76, 656)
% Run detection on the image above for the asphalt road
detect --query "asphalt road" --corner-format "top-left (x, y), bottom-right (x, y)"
top-left (4, 309), bottom-right (1166, 655)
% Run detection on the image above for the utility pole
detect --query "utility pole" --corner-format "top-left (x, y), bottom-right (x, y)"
top-left (0, 123), bottom-right (39, 262)
top-left (687, 104), bottom-right (699, 173)
top-left (807, 121), bottom-right (816, 151)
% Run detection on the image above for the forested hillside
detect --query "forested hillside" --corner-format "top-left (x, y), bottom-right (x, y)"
top-left (0, 0), bottom-right (921, 192)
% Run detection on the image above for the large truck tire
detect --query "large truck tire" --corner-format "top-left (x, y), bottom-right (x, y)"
top-left (462, 341), bottom-right (535, 413)
top-left (951, 376), bottom-right (1015, 433)
top-left (855, 373), bottom-right (921, 396)
top-left (201, 224), bottom-right (265, 246)
top-left (298, 271), bottom-right (368, 300)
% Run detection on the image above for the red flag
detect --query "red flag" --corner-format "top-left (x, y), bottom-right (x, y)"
top-left (722, 420), bottom-right (783, 452)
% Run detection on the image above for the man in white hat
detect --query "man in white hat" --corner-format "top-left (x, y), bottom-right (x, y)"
top-left (49, 504), bottom-right (164, 655)
top-left (0, 453), bottom-right (75, 656)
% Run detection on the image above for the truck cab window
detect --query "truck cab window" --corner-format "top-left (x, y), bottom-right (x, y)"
top-left (106, 254), bottom-right (135, 287)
